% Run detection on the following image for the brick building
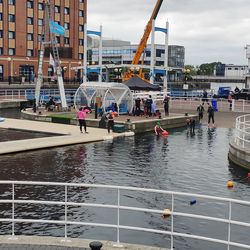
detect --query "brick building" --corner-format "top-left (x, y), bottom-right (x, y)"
top-left (0, 0), bottom-right (86, 83)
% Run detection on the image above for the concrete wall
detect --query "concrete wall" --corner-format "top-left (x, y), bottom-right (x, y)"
top-left (228, 141), bottom-right (250, 170)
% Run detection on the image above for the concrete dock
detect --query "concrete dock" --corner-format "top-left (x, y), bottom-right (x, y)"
top-left (0, 236), bottom-right (167, 250)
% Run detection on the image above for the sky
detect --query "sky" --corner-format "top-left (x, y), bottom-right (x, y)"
top-left (87, 0), bottom-right (250, 66)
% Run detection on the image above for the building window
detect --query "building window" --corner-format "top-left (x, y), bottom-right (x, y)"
top-left (38, 3), bottom-right (44, 10)
top-left (8, 14), bottom-right (15, 22)
top-left (56, 36), bottom-right (60, 43)
top-left (27, 33), bottom-right (33, 41)
top-left (0, 0), bottom-right (2, 3)
top-left (38, 19), bottom-right (43, 26)
top-left (27, 49), bottom-right (34, 57)
top-left (0, 13), bottom-right (3, 21)
top-left (55, 5), bottom-right (60, 13)
top-left (228, 68), bottom-right (232, 70)
top-left (8, 0), bottom-right (15, 5)
top-left (79, 53), bottom-right (83, 60)
top-left (0, 65), bottom-right (3, 80)
top-left (64, 37), bottom-right (69, 44)
top-left (8, 31), bottom-right (15, 39)
top-left (79, 39), bottom-right (84, 46)
top-left (0, 47), bottom-right (3, 55)
top-left (0, 30), bottom-right (3, 38)
top-left (79, 25), bottom-right (84, 31)
top-left (64, 22), bottom-right (70, 29)
top-left (27, 0), bottom-right (33, 8)
top-left (64, 7), bottom-right (70, 15)
top-left (79, 10), bottom-right (84, 17)
top-left (79, 0), bottom-right (84, 2)
top-left (8, 48), bottom-right (15, 55)
top-left (27, 17), bottom-right (33, 25)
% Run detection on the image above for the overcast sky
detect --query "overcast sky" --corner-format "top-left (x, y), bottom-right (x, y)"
top-left (88, 0), bottom-right (250, 66)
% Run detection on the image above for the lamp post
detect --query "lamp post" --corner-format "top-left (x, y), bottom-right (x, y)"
top-left (183, 68), bottom-right (190, 99)
top-left (114, 68), bottom-right (122, 82)
top-left (7, 57), bottom-right (12, 84)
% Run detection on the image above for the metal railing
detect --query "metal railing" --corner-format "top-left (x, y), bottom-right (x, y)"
top-left (234, 114), bottom-right (250, 149)
top-left (0, 181), bottom-right (249, 249)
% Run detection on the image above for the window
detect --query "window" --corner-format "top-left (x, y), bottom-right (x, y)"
top-left (56, 36), bottom-right (60, 43)
top-left (79, 25), bottom-right (84, 31)
top-left (8, 48), bottom-right (15, 55)
top-left (8, 0), bottom-right (15, 5)
top-left (8, 31), bottom-right (15, 39)
top-left (0, 0), bottom-right (3, 3)
top-left (0, 30), bottom-right (3, 38)
top-left (0, 48), bottom-right (3, 55)
top-left (234, 68), bottom-right (238, 70)
top-left (64, 37), bottom-right (69, 44)
top-left (79, 10), bottom-right (84, 17)
top-left (27, 33), bottom-right (33, 41)
top-left (0, 13), bottom-right (3, 21)
top-left (228, 68), bottom-right (232, 70)
top-left (64, 22), bottom-right (70, 29)
top-left (27, 17), bottom-right (33, 25)
top-left (38, 3), bottom-right (44, 10)
top-left (79, 39), bottom-right (84, 46)
top-left (27, 49), bottom-right (33, 56)
top-left (79, 0), bottom-right (84, 2)
top-left (38, 19), bottom-right (43, 26)
top-left (55, 5), bottom-right (60, 13)
top-left (27, 1), bottom-right (33, 8)
top-left (8, 14), bottom-right (15, 22)
top-left (79, 53), bottom-right (83, 59)
top-left (64, 7), bottom-right (70, 15)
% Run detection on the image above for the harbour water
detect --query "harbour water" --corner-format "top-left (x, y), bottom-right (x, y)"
top-left (0, 118), bottom-right (249, 249)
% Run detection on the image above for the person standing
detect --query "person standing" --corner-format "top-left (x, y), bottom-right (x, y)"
top-left (163, 95), bottom-right (170, 116)
top-left (135, 97), bottom-right (141, 116)
top-left (207, 104), bottom-right (215, 128)
top-left (77, 107), bottom-right (88, 133)
top-left (196, 104), bottom-right (204, 122)
top-left (228, 92), bottom-right (233, 111)
top-left (146, 95), bottom-right (153, 117)
top-left (106, 110), bottom-right (114, 133)
top-left (202, 89), bottom-right (209, 105)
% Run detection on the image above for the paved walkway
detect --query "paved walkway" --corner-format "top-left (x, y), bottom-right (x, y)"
top-left (0, 236), bottom-right (166, 250)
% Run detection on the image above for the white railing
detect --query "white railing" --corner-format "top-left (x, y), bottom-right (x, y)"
top-left (0, 181), bottom-right (249, 249)
top-left (234, 114), bottom-right (250, 149)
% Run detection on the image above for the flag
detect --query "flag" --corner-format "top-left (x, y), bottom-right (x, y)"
top-left (49, 20), bottom-right (65, 36)
top-left (49, 53), bottom-right (55, 67)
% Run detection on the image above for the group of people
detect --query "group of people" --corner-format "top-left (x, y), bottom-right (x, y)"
top-left (76, 107), bottom-right (115, 134)
top-left (133, 95), bottom-right (170, 117)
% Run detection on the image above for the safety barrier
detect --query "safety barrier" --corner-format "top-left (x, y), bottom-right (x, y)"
top-left (0, 181), bottom-right (249, 249)
top-left (234, 114), bottom-right (250, 149)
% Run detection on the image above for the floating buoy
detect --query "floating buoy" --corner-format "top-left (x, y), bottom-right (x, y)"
top-left (190, 199), bottom-right (197, 206)
top-left (247, 173), bottom-right (250, 179)
top-left (162, 131), bottom-right (169, 136)
top-left (227, 180), bottom-right (234, 188)
top-left (162, 208), bottom-right (171, 218)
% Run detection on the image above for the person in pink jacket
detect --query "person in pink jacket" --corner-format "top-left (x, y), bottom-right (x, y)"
top-left (77, 107), bottom-right (88, 133)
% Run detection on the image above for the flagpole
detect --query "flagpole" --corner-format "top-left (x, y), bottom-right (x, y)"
top-left (98, 25), bottom-right (103, 83)
top-left (150, 20), bottom-right (155, 85)
top-left (164, 21), bottom-right (169, 92)
top-left (83, 22), bottom-right (88, 83)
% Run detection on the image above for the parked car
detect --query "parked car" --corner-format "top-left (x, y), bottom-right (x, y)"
top-left (232, 88), bottom-right (250, 100)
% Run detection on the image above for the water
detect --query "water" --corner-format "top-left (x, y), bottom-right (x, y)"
top-left (0, 109), bottom-right (249, 249)
top-left (0, 123), bottom-right (249, 249)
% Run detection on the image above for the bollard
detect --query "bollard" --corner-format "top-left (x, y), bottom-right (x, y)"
top-left (89, 241), bottom-right (103, 250)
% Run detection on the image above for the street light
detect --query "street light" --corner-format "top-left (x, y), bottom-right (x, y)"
top-left (7, 57), bottom-right (12, 84)
top-left (183, 68), bottom-right (190, 99)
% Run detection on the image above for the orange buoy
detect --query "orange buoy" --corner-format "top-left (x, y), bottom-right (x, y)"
top-left (162, 208), bottom-right (171, 218)
top-left (227, 180), bottom-right (234, 188)
top-left (162, 131), bottom-right (169, 136)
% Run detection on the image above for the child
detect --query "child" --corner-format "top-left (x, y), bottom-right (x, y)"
top-left (154, 122), bottom-right (165, 136)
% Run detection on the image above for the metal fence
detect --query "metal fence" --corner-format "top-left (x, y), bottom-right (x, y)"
top-left (0, 181), bottom-right (249, 249)
top-left (234, 114), bottom-right (250, 149)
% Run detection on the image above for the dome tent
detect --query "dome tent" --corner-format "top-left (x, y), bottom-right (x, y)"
top-left (74, 82), bottom-right (133, 115)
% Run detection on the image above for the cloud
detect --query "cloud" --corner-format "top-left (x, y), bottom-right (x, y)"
top-left (88, 0), bottom-right (250, 65)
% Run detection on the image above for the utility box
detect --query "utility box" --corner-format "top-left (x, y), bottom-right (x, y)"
top-left (113, 124), bottom-right (125, 133)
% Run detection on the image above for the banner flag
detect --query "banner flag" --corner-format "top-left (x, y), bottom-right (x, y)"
top-left (49, 20), bottom-right (65, 36)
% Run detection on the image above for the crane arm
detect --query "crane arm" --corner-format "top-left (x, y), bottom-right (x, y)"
top-left (132, 0), bottom-right (163, 65)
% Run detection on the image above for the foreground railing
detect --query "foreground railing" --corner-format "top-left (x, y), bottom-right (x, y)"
top-left (0, 181), bottom-right (249, 249)
top-left (234, 114), bottom-right (250, 149)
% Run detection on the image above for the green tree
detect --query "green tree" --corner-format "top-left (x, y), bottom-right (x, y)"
top-left (197, 62), bottom-right (222, 75)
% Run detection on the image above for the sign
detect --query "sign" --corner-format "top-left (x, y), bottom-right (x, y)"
top-left (183, 84), bottom-right (189, 90)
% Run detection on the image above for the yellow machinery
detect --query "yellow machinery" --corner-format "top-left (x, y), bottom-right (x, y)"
top-left (123, 0), bottom-right (163, 82)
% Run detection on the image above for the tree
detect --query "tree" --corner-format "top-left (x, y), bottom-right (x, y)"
top-left (197, 62), bottom-right (222, 76)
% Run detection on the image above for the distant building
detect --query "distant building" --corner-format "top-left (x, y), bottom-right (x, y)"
top-left (90, 38), bottom-right (185, 82)
top-left (214, 63), bottom-right (248, 78)
top-left (0, 0), bottom-right (86, 82)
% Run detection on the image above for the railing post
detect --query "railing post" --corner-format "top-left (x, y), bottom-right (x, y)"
top-left (243, 100), bottom-right (245, 112)
top-left (62, 185), bottom-right (71, 242)
top-left (171, 193), bottom-right (174, 250)
top-left (243, 116), bottom-right (246, 148)
top-left (113, 188), bottom-right (123, 247)
top-left (227, 201), bottom-right (232, 250)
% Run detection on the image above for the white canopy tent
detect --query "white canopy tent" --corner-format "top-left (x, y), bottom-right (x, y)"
top-left (74, 82), bottom-right (133, 114)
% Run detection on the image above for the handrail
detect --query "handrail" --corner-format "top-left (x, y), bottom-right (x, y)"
top-left (234, 114), bottom-right (250, 149)
top-left (0, 181), bottom-right (249, 249)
